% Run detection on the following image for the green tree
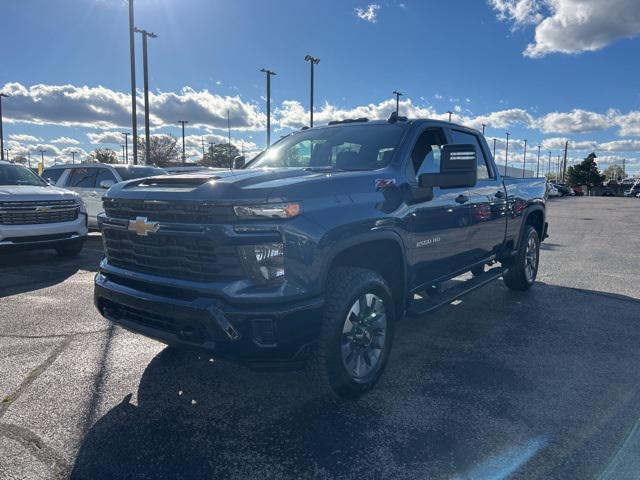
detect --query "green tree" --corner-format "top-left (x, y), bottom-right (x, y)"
top-left (137, 135), bottom-right (180, 167)
top-left (200, 143), bottom-right (240, 168)
top-left (603, 164), bottom-right (625, 181)
top-left (89, 148), bottom-right (120, 164)
top-left (565, 153), bottom-right (604, 190)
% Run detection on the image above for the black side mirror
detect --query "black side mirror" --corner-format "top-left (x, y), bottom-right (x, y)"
top-left (233, 155), bottom-right (246, 169)
top-left (419, 144), bottom-right (477, 189)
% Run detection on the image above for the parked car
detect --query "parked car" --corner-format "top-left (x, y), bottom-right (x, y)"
top-left (547, 183), bottom-right (561, 197)
top-left (623, 181), bottom-right (640, 197)
top-left (602, 187), bottom-right (616, 197)
top-left (553, 183), bottom-right (572, 196)
top-left (572, 185), bottom-right (584, 196)
top-left (0, 161), bottom-right (87, 256)
top-left (42, 163), bottom-right (166, 228)
top-left (94, 117), bottom-right (548, 398)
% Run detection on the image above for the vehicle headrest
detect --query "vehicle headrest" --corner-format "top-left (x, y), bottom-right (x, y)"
top-left (336, 150), bottom-right (366, 170)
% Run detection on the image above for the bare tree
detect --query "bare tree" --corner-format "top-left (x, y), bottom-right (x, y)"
top-left (137, 134), bottom-right (180, 167)
top-left (89, 148), bottom-right (120, 164)
top-left (200, 143), bottom-right (240, 168)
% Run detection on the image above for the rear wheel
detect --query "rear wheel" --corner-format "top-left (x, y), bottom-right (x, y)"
top-left (503, 226), bottom-right (539, 291)
top-left (308, 267), bottom-right (395, 399)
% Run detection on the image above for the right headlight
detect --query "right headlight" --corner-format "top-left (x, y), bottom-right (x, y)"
top-left (238, 242), bottom-right (285, 284)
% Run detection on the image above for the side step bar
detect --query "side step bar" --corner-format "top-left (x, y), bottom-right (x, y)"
top-left (406, 266), bottom-right (507, 317)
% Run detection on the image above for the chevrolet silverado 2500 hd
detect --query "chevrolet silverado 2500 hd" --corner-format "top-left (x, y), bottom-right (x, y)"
top-left (94, 116), bottom-right (548, 398)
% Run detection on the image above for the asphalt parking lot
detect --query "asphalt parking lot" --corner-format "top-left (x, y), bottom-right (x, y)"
top-left (1, 197), bottom-right (640, 480)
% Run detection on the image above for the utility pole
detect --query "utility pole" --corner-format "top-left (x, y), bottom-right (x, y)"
top-left (135, 27), bottom-right (157, 165)
top-left (522, 139), bottom-right (528, 178)
top-left (71, 151), bottom-right (76, 164)
top-left (304, 55), bottom-right (320, 127)
top-left (447, 111), bottom-right (453, 122)
top-left (121, 145), bottom-right (126, 163)
top-left (261, 68), bottom-right (276, 146)
top-left (547, 151), bottom-right (552, 179)
top-left (392, 91), bottom-right (403, 115)
top-left (178, 120), bottom-right (188, 164)
top-left (0, 93), bottom-right (8, 161)
top-left (556, 155), bottom-right (561, 183)
top-left (128, 0), bottom-right (138, 164)
top-left (536, 145), bottom-right (541, 178)
top-left (122, 132), bottom-right (130, 164)
top-left (561, 140), bottom-right (568, 183)
top-left (504, 132), bottom-right (510, 176)
top-left (481, 123), bottom-right (486, 135)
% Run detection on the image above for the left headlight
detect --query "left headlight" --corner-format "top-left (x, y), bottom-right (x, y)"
top-left (234, 203), bottom-right (301, 219)
top-left (239, 242), bottom-right (285, 284)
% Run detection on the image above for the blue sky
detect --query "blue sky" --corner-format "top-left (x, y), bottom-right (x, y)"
top-left (1, 0), bottom-right (640, 174)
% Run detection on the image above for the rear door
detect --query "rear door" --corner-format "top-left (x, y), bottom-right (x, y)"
top-left (450, 129), bottom-right (508, 261)
top-left (403, 127), bottom-right (472, 288)
top-left (64, 167), bottom-right (100, 226)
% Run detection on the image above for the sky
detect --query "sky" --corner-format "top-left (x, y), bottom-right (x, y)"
top-left (1, 0), bottom-right (640, 175)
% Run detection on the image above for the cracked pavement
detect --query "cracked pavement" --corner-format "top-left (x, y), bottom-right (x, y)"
top-left (1, 198), bottom-right (640, 479)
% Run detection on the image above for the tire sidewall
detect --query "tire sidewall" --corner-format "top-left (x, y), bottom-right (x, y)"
top-left (521, 227), bottom-right (540, 286)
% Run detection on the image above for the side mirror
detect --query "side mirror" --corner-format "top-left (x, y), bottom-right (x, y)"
top-left (419, 144), bottom-right (477, 189)
top-left (233, 155), bottom-right (246, 169)
top-left (99, 179), bottom-right (115, 189)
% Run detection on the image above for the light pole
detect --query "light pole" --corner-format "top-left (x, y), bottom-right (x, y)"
top-left (260, 68), bottom-right (277, 147)
top-left (135, 27), bottom-right (157, 165)
top-left (122, 132), bottom-right (130, 164)
top-left (121, 144), bottom-right (126, 163)
top-left (504, 132), bottom-right (510, 176)
top-left (5, 148), bottom-right (10, 162)
top-left (178, 120), bottom-right (188, 164)
top-left (200, 136), bottom-right (206, 158)
top-left (71, 151), bottom-right (77, 164)
top-left (536, 145), bottom-right (541, 178)
top-left (447, 111), bottom-right (453, 122)
top-left (393, 91), bottom-right (403, 115)
top-left (493, 138), bottom-right (497, 160)
top-left (547, 151), bottom-right (551, 179)
top-left (304, 54), bottom-right (320, 127)
top-left (127, 0), bottom-right (138, 164)
top-left (481, 123), bottom-right (486, 135)
top-left (39, 149), bottom-right (46, 168)
top-left (522, 139), bottom-right (527, 178)
top-left (0, 93), bottom-right (9, 161)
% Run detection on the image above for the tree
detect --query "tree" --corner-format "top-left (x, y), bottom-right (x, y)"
top-left (603, 164), bottom-right (625, 181)
top-left (565, 153), bottom-right (604, 190)
top-left (200, 143), bottom-right (240, 168)
top-left (89, 148), bottom-right (120, 164)
top-left (137, 135), bottom-right (180, 167)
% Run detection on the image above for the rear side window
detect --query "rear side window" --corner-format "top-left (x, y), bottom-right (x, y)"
top-left (450, 130), bottom-right (492, 179)
top-left (96, 168), bottom-right (117, 185)
top-left (42, 168), bottom-right (65, 185)
top-left (67, 168), bottom-right (98, 188)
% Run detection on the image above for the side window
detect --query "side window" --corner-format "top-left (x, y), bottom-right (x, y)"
top-left (42, 168), bottom-right (65, 185)
top-left (450, 130), bottom-right (492, 179)
top-left (67, 168), bottom-right (98, 188)
top-left (96, 168), bottom-right (117, 186)
top-left (410, 129), bottom-right (446, 180)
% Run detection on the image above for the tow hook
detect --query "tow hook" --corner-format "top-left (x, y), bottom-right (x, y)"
top-left (207, 305), bottom-right (240, 341)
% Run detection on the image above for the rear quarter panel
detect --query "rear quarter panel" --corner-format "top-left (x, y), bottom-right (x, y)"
top-left (502, 177), bottom-right (547, 248)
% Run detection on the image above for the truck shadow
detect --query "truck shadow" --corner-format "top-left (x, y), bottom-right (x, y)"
top-left (70, 282), bottom-right (640, 480)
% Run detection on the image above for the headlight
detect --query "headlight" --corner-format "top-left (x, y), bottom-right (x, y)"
top-left (239, 242), bottom-right (285, 284)
top-left (234, 203), bottom-right (301, 219)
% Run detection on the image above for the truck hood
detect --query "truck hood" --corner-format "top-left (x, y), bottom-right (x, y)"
top-left (104, 167), bottom-right (374, 204)
top-left (0, 185), bottom-right (80, 202)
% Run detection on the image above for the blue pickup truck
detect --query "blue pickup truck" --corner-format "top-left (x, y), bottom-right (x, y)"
top-left (94, 115), bottom-right (547, 398)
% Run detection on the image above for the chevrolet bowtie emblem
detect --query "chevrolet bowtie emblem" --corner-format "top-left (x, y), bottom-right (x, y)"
top-left (128, 216), bottom-right (160, 236)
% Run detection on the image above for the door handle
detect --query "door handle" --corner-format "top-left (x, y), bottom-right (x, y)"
top-left (455, 194), bottom-right (469, 204)
top-left (494, 190), bottom-right (505, 199)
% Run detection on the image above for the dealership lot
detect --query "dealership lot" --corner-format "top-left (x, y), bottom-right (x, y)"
top-left (1, 197), bottom-right (640, 480)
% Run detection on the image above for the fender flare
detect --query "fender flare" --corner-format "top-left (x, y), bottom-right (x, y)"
top-left (515, 203), bottom-right (546, 250)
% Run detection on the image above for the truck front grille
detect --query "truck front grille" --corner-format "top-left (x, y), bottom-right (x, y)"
top-left (0, 200), bottom-right (79, 225)
top-left (103, 198), bottom-right (235, 224)
top-left (102, 228), bottom-right (245, 282)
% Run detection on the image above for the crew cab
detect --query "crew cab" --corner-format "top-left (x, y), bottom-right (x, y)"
top-left (94, 116), bottom-right (547, 398)
top-left (0, 161), bottom-right (87, 256)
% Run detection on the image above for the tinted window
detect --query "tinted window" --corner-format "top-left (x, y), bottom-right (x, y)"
top-left (67, 167), bottom-right (98, 188)
top-left (410, 129), bottom-right (446, 179)
top-left (0, 164), bottom-right (47, 186)
top-left (114, 166), bottom-right (166, 180)
top-left (96, 168), bottom-right (117, 186)
top-left (42, 168), bottom-right (65, 185)
top-left (450, 130), bottom-right (492, 179)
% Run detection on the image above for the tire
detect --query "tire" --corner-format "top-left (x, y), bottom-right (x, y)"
top-left (502, 226), bottom-right (540, 291)
top-left (55, 240), bottom-right (84, 257)
top-left (308, 267), bottom-right (396, 400)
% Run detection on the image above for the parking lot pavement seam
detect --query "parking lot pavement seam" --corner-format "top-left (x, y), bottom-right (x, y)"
top-left (0, 422), bottom-right (71, 479)
top-left (0, 327), bottom-right (112, 340)
top-left (0, 336), bottom-right (72, 418)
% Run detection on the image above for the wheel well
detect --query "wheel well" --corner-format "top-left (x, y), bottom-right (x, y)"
top-left (329, 240), bottom-right (405, 317)
top-left (525, 209), bottom-right (544, 240)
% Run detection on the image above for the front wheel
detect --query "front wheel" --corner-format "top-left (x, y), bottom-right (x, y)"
top-left (308, 267), bottom-right (395, 399)
top-left (502, 226), bottom-right (540, 291)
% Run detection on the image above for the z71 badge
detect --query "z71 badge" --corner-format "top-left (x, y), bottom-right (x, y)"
top-left (375, 178), bottom-right (396, 189)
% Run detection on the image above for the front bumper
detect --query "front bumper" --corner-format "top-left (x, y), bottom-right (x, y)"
top-left (94, 270), bottom-right (324, 369)
top-left (0, 214), bottom-right (88, 250)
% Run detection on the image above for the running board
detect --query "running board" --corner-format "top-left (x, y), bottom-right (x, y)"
top-left (406, 267), bottom-right (507, 317)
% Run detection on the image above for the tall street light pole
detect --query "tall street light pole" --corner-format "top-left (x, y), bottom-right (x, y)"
top-left (178, 120), bottom-right (188, 165)
top-left (128, 0), bottom-right (138, 165)
top-left (522, 139), bottom-right (528, 178)
top-left (39, 149), bottom-right (46, 168)
top-left (304, 55), bottom-right (320, 127)
top-left (562, 140), bottom-right (569, 183)
top-left (260, 68), bottom-right (277, 147)
top-left (392, 91), bottom-right (403, 115)
top-left (447, 111), bottom-right (453, 122)
top-left (504, 132), bottom-right (510, 176)
top-left (0, 93), bottom-right (9, 161)
top-left (71, 151), bottom-right (76, 164)
top-left (547, 151), bottom-right (552, 178)
top-left (536, 145), bottom-right (541, 178)
top-left (493, 138), bottom-right (497, 160)
top-left (122, 132), bottom-right (130, 164)
top-left (121, 145), bottom-right (126, 163)
top-left (481, 123), bottom-right (486, 135)
top-left (135, 27), bottom-right (157, 165)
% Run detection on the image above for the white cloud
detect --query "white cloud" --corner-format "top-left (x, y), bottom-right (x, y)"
top-left (8, 134), bottom-right (41, 143)
top-left (490, 0), bottom-right (640, 58)
top-left (51, 136), bottom-right (80, 145)
top-left (536, 109), bottom-right (614, 134)
top-left (599, 139), bottom-right (640, 152)
top-left (616, 111), bottom-right (640, 136)
top-left (87, 131), bottom-right (125, 144)
top-left (355, 4), bottom-right (381, 23)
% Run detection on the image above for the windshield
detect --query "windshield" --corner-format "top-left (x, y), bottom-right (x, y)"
top-left (248, 124), bottom-right (405, 170)
top-left (0, 164), bottom-right (47, 186)
top-left (114, 166), bottom-right (167, 180)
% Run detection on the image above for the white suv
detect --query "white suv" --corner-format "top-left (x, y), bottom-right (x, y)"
top-left (43, 163), bottom-right (165, 228)
top-left (0, 161), bottom-right (88, 256)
